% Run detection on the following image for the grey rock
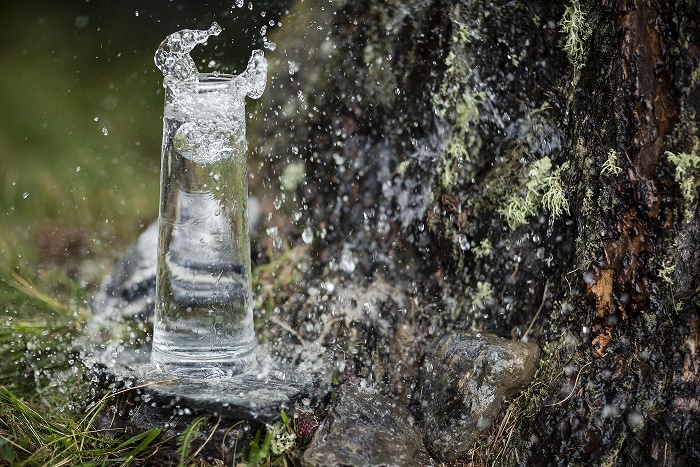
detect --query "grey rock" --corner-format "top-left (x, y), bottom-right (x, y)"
top-left (91, 197), bottom-right (262, 320)
top-left (421, 333), bottom-right (539, 462)
top-left (92, 221), bottom-right (158, 320)
top-left (303, 384), bottom-right (435, 467)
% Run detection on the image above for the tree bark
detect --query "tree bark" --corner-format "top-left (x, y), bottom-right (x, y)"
top-left (251, 0), bottom-right (700, 464)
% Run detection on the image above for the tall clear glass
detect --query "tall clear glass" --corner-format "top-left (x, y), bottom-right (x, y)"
top-left (151, 74), bottom-right (256, 376)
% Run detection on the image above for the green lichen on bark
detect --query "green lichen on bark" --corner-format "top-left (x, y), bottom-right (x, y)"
top-left (498, 157), bottom-right (571, 230)
top-left (559, 0), bottom-right (592, 69)
top-left (666, 147), bottom-right (700, 220)
top-left (601, 149), bottom-right (622, 177)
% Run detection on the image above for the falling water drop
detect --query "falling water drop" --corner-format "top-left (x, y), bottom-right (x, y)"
top-left (302, 226), bottom-right (313, 244)
top-left (457, 234), bottom-right (470, 251)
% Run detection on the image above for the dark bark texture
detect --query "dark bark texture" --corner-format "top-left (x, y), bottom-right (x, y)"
top-left (248, 0), bottom-right (700, 464)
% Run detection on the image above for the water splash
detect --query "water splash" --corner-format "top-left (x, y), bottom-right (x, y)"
top-left (154, 22), bottom-right (222, 85)
top-left (154, 22), bottom-right (267, 100)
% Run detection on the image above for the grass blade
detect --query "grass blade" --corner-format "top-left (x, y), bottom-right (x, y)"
top-left (177, 417), bottom-right (207, 467)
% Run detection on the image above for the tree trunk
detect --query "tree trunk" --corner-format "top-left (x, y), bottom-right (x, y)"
top-left (250, 0), bottom-right (700, 464)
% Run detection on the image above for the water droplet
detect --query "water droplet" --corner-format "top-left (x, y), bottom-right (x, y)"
top-left (22, 192), bottom-right (29, 199)
top-left (302, 226), bottom-right (313, 244)
top-left (135, 10), bottom-right (139, 17)
top-left (457, 234), bottom-right (470, 251)
top-left (235, 0), bottom-right (244, 7)
top-left (74, 16), bottom-right (90, 29)
top-left (340, 247), bottom-right (356, 274)
top-left (76, 166), bottom-right (81, 172)
top-left (101, 127), bottom-right (109, 136)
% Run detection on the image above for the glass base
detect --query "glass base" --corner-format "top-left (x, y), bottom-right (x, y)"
top-left (150, 341), bottom-right (257, 377)
top-left (87, 342), bottom-right (314, 421)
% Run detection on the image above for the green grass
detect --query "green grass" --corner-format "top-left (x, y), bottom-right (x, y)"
top-left (0, 387), bottom-right (162, 466)
top-left (0, 268), bottom-right (167, 465)
top-left (0, 7), bottom-right (164, 464)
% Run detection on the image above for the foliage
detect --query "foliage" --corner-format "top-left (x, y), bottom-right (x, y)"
top-left (0, 270), bottom-right (166, 465)
top-left (559, 0), bottom-right (592, 69)
top-left (176, 417), bottom-right (208, 467)
top-left (240, 410), bottom-right (311, 467)
top-left (666, 149), bottom-right (700, 220)
top-left (499, 157), bottom-right (571, 230)
top-left (432, 6), bottom-right (485, 189)
top-left (601, 149), bottom-right (622, 177)
top-left (472, 238), bottom-right (492, 259)
top-left (0, 386), bottom-right (161, 466)
top-left (0, 270), bottom-right (89, 398)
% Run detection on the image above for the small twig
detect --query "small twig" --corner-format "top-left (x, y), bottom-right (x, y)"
top-left (545, 361), bottom-right (592, 407)
top-left (188, 416), bottom-right (221, 463)
top-left (222, 421), bottom-right (244, 461)
top-left (311, 318), bottom-right (344, 348)
top-left (270, 316), bottom-right (307, 347)
top-left (564, 266), bottom-right (581, 296)
top-left (522, 280), bottom-right (549, 341)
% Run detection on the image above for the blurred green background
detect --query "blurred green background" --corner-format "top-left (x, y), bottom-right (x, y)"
top-left (0, 0), bottom-right (289, 279)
